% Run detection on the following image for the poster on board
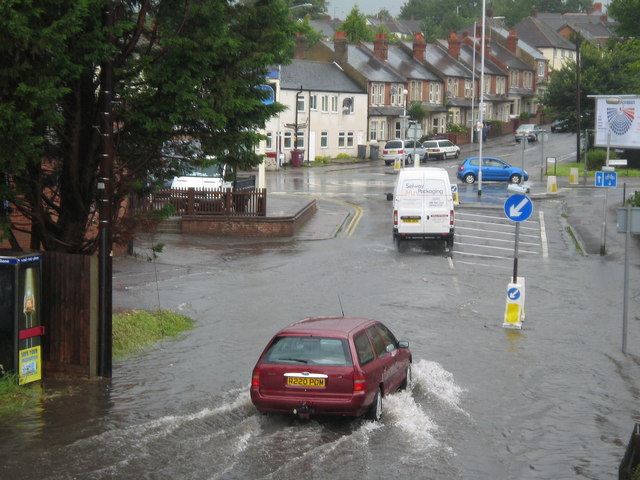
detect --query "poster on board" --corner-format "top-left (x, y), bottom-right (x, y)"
top-left (594, 96), bottom-right (640, 149)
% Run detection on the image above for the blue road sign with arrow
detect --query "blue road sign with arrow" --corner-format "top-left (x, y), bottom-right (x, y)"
top-left (504, 194), bottom-right (533, 222)
top-left (507, 287), bottom-right (521, 300)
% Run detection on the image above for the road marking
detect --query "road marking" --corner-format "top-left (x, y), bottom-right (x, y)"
top-left (319, 197), bottom-right (363, 238)
top-left (539, 211), bottom-right (548, 259)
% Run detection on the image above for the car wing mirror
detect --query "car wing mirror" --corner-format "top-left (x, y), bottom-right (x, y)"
top-left (386, 193), bottom-right (394, 201)
top-left (397, 340), bottom-right (409, 349)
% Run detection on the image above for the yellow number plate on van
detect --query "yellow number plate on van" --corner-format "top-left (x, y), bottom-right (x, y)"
top-left (401, 216), bottom-right (420, 223)
top-left (287, 377), bottom-right (326, 388)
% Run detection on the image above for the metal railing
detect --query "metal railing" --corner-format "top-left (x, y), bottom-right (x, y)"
top-left (129, 187), bottom-right (267, 217)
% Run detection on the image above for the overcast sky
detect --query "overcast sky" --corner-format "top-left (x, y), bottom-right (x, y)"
top-left (325, 0), bottom-right (404, 20)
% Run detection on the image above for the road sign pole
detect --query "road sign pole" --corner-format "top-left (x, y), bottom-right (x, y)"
top-left (600, 185), bottom-right (608, 256)
top-left (513, 222), bottom-right (520, 283)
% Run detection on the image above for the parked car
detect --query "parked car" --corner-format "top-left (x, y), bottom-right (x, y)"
top-left (457, 157), bottom-right (529, 184)
top-left (550, 119), bottom-right (569, 133)
top-left (382, 139), bottom-right (425, 166)
top-left (422, 139), bottom-right (461, 160)
top-left (250, 316), bottom-right (412, 421)
top-left (514, 124), bottom-right (543, 142)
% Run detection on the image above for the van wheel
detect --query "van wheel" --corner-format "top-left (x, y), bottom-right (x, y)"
top-left (463, 173), bottom-right (476, 184)
top-left (446, 236), bottom-right (454, 249)
top-left (406, 155), bottom-right (413, 165)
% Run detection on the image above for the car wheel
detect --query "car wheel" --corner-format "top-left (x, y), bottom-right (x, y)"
top-left (510, 174), bottom-right (522, 184)
top-left (367, 387), bottom-right (383, 421)
top-left (400, 364), bottom-right (412, 390)
top-left (406, 155), bottom-right (413, 165)
top-left (454, 150), bottom-right (460, 159)
top-left (463, 173), bottom-right (476, 184)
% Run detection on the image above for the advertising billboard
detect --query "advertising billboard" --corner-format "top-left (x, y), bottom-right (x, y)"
top-left (594, 96), bottom-right (640, 149)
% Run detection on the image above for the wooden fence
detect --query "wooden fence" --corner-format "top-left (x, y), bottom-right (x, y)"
top-left (129, 188), bottom-right (267, 217)
top-left (41, 251), bottom-right (98, 376)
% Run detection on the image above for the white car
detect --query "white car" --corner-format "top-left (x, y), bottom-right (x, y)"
top-left (422, 139), bottom-right (461, 160)
top-left (382, 139), bottom-right (426, 166)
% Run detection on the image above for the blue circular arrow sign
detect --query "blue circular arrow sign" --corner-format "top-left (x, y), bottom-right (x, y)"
top-left (504, 194), bottom-right (533, 222)
top-left (507, 287), bottom-right (521, 300)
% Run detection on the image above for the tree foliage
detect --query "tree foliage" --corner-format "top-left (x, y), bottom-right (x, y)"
top-left (608, 0), bottom-right (640, 37)
top-left (540, 38), bottom-right (640, 129)
top-left (338, 6), bottom-right (374, 43)
top-left (0, 0), bottom-right (295, 253)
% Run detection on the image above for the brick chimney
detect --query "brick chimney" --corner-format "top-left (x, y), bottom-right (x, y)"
top-left (588, 2), bottom-right (603, 13)
top-left (506, 29), bottom-right (518, 53)
top-left (373, 33), bottom-right (388, 61)
top-left (334, 31), bottom-right (348, 63)
top-left (413, 32), bottom-right (427, 62)
top-left (294, 33), bottom-right (307, 59)
top-left (447, 31), bottom-right (461, 59)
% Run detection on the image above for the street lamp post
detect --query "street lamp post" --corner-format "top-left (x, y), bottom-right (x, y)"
top-left (478, 0), bottom-right (487, 197)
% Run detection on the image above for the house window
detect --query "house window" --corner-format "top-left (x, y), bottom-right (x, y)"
top-left (464, 79), bottom-right (473, 98)
top-left (377, 83), bottom-right (385, 105)
top-left (524, 72), bottom-right (532, 88)
top-left (321, 95), bottom-right (329, 112)
top-left (320, 131), bottom-right (328, 148)
top-left (266, 132), bottom-right (273, 150)
top-left (497, 77), bottom-right (505, 94)
top-left (429, 83), bottom-right (441, 103)
top-left (395, 120), bottom-right (402, 139)
top-left (510, 70), bottom-right (518, 87)
top-left (537, 61), bottom-right (545, 77)
top-left (331, 95), bottom-right (338, 113)
top-left (310, 94), bottom-right (318, 110)
top-left (370, 121), bottom-right (378, 141)
top-left (410, 80), bottom-right (422, 102)
top-left (296, 134), bottom-right (304, 149)
top-left (338, 131), bottom-right (346, 147)
top-left (283, 132), bottom-right (293, 149)
top-left (346, 132), bottom-right (354, 147)
top-left (297, 94), bottom-right (305, 112)
top-left (447, 78), bottom-right (458, 97)
top-left (483, 75), bottom-right (490, 94)
top-left (391, 85), bottom-right (398, 106)
top-left (371, 83), bottom-right (384, 106)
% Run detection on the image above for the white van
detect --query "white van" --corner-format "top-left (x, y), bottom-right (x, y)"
top-left (388, 167), bottom-right (455, 248)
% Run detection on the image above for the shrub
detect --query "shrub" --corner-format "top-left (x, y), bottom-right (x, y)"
top-left (336, 153), bottom-right (350, 160)
top-left (446, 123), bottom-right (468, 133)
top-left (586, 148), bottom-right (618, 170)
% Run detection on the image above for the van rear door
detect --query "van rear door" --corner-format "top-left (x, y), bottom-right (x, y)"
top-left (395, 172), bottom-right (452, 237)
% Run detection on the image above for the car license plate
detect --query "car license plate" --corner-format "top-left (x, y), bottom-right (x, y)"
top-left (402, 218), bottom-right (419, 223)
top-left (287, 376), bottom-right (326, 388)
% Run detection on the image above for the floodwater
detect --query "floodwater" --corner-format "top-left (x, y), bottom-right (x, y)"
top-left (1, 163), bottom-right (640, 479)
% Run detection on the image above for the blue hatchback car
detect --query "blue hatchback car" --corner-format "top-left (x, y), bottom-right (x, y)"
top-left (457, 157), bottom-right (528, 185)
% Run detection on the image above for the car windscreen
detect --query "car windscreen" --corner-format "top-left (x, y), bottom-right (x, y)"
top-left (263, 336), bottom-right (353, 367)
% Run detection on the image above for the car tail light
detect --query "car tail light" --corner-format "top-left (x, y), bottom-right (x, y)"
top-left (251, 368), bottom-right (260, 387)
top-left (458, 165), bottom-right (464, 171)
top-left (353, 372), bottom-right (366, 392)
top-left (398, 149), bottom-right (404, 154)
top-left (393, 210), bottom-right (398, 226)
top-left (450, 210), bottom-right (454, 226)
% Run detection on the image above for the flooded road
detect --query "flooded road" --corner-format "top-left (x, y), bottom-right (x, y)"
top-left (2, 148), bottom-right (640, 479)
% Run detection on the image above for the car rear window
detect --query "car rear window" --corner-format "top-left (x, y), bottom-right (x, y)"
top-left (423, 141), bottom-right (438, 148)
top-left (263, 336), bottom-right (353, 367)
top-left (385, 141), bottom-right (403, 149)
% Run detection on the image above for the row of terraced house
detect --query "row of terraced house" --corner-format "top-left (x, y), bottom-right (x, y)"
top-left (259, 7), bottom-right (615, 166)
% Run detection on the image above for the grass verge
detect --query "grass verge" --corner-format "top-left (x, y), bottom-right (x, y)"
top-left (546, 162), bottom-right (640, 177)
top-left (113, 309), bottom-right (195, 360)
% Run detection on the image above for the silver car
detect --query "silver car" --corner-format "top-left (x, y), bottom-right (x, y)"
top-left (382, 139), bottom-right (426, 166)
top-left (514, 124), bottom-right (543, 142)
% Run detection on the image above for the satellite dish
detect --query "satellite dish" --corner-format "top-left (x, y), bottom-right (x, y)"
top-left (342, 97), bottom-right (353, 108)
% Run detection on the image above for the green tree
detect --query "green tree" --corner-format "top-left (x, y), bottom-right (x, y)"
top-left (0, 0), bottom-right (295, 253)
top-left (541, 38), bottom-right (640, 130)
top-left (338, 6), bottom-right (374, 43)
top-left (608, 0), bottom-right (640, 37)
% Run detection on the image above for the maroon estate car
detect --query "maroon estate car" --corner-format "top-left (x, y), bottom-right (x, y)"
top-left (250, 316), bottom-right (412, 421)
